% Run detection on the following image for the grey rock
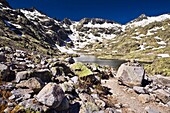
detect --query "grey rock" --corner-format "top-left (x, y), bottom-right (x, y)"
top-left (4, 107), bottom-right (13, 113)
top-left (116, 62), bottom-right (145, 87)
top-left (154, 89), bottom-right (170, 104)
top-left (50, 67), bottom-right (58, 76)
top-left (91, 94), bottom-right (99, 99)
top-left (7, 102), bottom-right (15, 107)
top-left (15, 70), bottom-right (32, 83)
top-left (138, 94), bottom-right (150, 103)
top-left (36, 83), bottom-right (65, 108)
top-left (133, 86), bottom-right (146, 94)
top-left (95, 99), bottom-right (106, 108)
top-left (19, 99), bottom-right (49, 112)
top-left (0, 98), bottom-right (7, 105)
top-left (14, 50), bottom-right (26, 58)
top-left (0, 83), bottom-right (15, 90)
top-left (70, 76), bottom-right (79, 84)
top-left (50, 66), bottom-right (65, 77)
top-left (31, 69), bottom-right (52, 82)
top-left (56, 97), bottom-right (69, 111)
top-left (167, 101), bottom-right (170, 107)
top-left (105, 108), bottom-right (116, 113)
top-left (79, 93), bottom-right (94, 102)
top-left (0, 46), bottom-right (13, 54)
top-left (93, 111), bottom-right (105, 113)
top-left (151, 75), bottom-right (170, 87)
top-left (9, 88), bottom-right (34, 101)
top-left (54, 76), bottom-right (67, 83)
top-left (80, 102), bottom-right (99, 113)
top-left (59, 81), bottom-right (74, 93)
top-left (0, 52), bottom-right (6, 62)
top-left (16, 77), bottom-right (44, 92)
top-left (0, 63), bottom-right (15, 82)
top-left (144, 106), bottom-right (160, 113)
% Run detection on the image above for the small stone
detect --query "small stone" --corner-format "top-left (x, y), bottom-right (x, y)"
top-left (0, 63), bottom-right (15, 82)
top-left (71, 76), bottom-right (79, 84)
top-left (127, 88), bottom-right (134, 93)
top-left (16, 77), bottom-right (44, 92)
top-left (80, 102), bottom-right (99, 113)
top-left (0, 52), bottom-right (6, 62)
top-left (4, 107), bottom-right (13, 113)
top-left (91, 94), bottom-right (99, 99)
top-left (19, 99), bottom-right (49, 112)
top-left (79, 93), bottom-right (94, 102)
top-left (7, 102), bottom-right (15, 107)
top-left (133, 86), bottom-right (146, 94)
top-left (59, 82), bottom-right (74, 93)
top-left (114, 103), bottom-right (122, 109)
top-left (138, 94), bottom-right (150, 103)
top-left (154, 89), bottom-right (170, 104)
top-left (105, 108), bottom-right (115, 113)
top-left (15, 70), bottom-right (32, 83)
top-left (11, 89), bottom-right (34, 98)
top-left (167, 101), bottom-right (170, 107)
top-left (95, 99), bottom-right (106, 108)
top-left (144, 106), bottom-right (160, 113)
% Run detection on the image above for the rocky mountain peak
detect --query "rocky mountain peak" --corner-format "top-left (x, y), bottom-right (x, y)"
top-left (0, 0), bottom-right (11, 8)
top-left (129, 14), bottom-right (148, 24)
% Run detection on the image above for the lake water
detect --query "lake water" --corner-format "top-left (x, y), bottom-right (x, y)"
top-left (74, 54), bottom-right (126, 69)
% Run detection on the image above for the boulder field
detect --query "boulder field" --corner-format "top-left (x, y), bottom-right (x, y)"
top-left (0, 46), bottom-right (170, 113)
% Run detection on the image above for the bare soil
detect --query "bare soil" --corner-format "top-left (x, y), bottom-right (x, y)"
top-left (101, 78), bottom-right (170, 113)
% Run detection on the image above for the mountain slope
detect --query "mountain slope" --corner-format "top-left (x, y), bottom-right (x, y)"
top-left (0, 2), bottom-right (73, 56)
top-left (82, 14), bottom-right (170, 76)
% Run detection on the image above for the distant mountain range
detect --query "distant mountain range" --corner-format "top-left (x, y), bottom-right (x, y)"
top-left (0, 0), bottom-right (170, 76)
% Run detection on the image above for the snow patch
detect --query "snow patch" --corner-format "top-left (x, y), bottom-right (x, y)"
top-left (84, 22), bottom-right (121, 28)
top-left (55, 44), bottom-right (76, 54)
top-left (152, 46), bottom-right (166, 50)
top-left (127, 14), bottom-right (170, 27)
top-left (20, 9), bottom-right (46, 20)
top-left (157, 41), bottom-right (166, 45)
top-left (157, 54), bottom-right (170, 58)
top-left (154, 36), bottom-right (162, 40)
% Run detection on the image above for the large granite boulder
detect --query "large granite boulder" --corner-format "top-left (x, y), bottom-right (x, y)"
top-left (36, 83), bottom-right (65, 108)
top-left (116, 62), bottom-right (145, 87)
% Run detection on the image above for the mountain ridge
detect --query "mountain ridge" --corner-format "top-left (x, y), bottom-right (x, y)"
top-left (0, 0), bottom-right (170, 76)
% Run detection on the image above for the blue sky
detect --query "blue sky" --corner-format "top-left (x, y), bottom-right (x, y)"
top-left (6, 0), bottom-right (170, 24)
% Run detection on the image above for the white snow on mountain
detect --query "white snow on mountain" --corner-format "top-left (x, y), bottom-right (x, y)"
top-left (127, 14), bottom-right (170, 28)
top-left (83, 22), bottom-right (121, 28)
top-left (157, 54), bottom-right (170, 58)
top-left (20, 9), bottom-right (46, 20)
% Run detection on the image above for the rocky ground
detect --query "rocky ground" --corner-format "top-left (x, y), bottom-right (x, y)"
top-left (0, 46), bottom-right (170, 113)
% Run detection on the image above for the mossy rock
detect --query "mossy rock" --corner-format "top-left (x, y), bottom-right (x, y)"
top-left (71, 62), bottom-right (93, 78)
